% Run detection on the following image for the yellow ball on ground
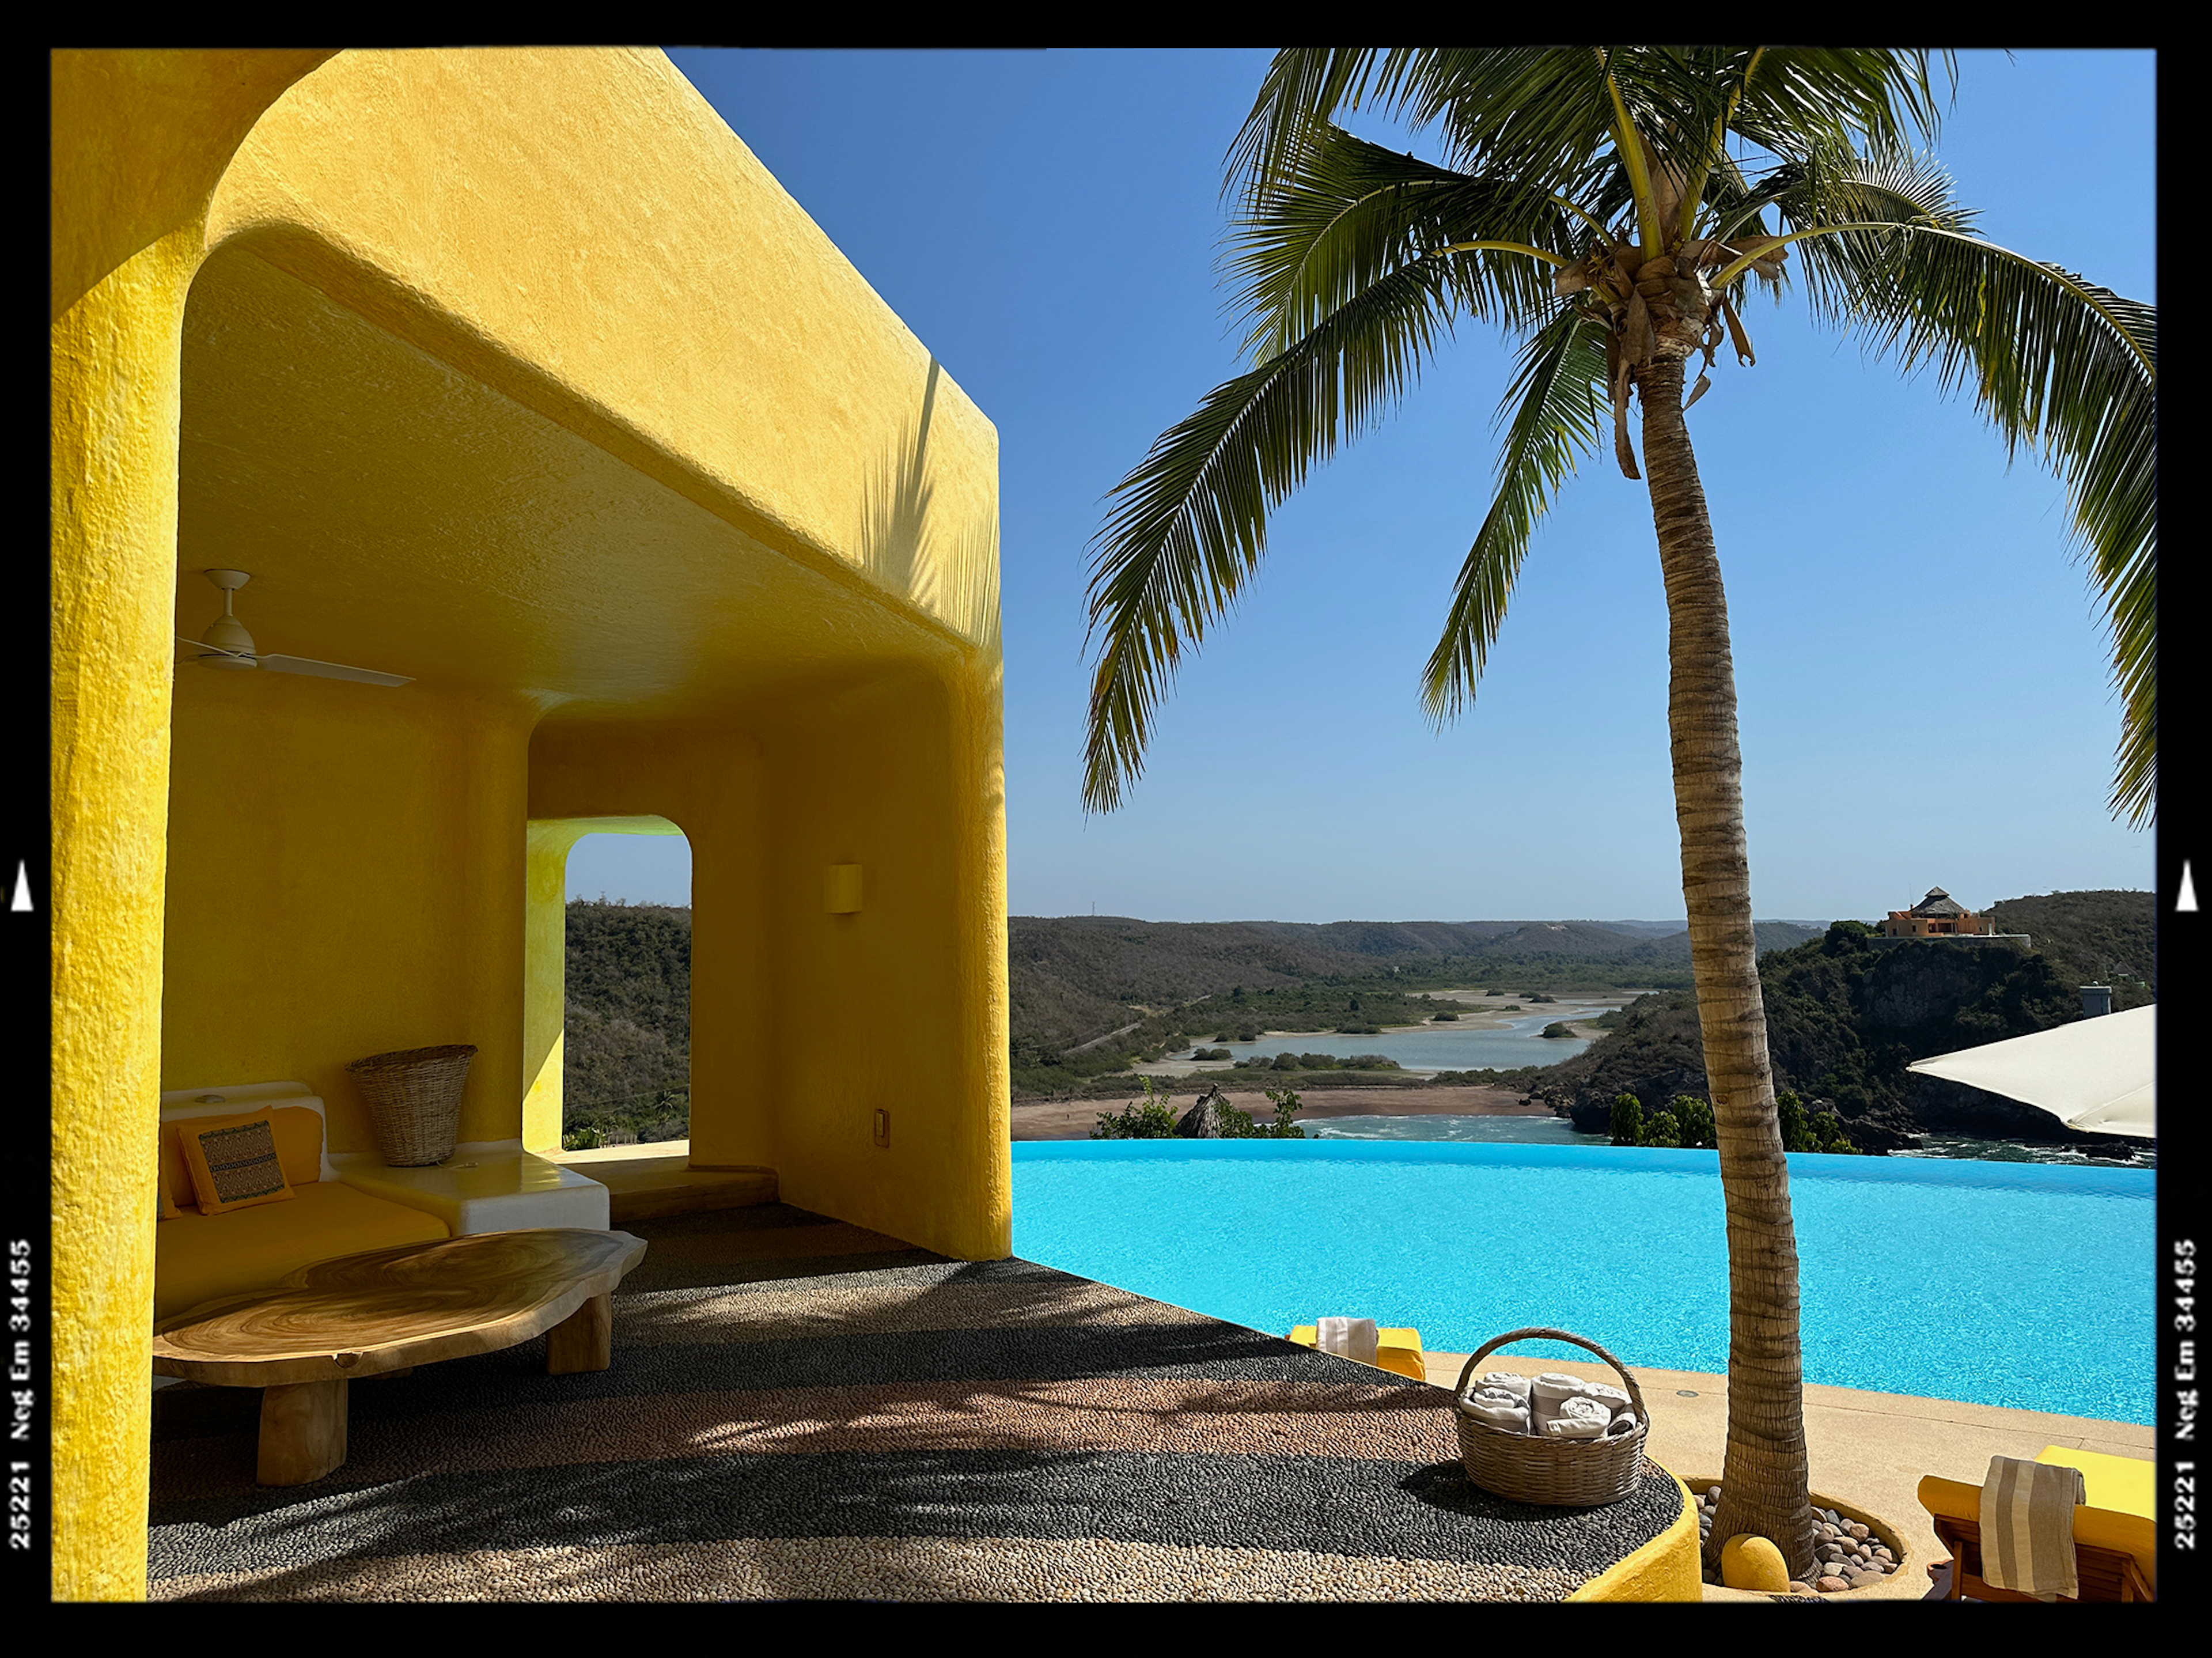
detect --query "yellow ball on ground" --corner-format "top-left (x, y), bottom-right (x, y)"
top-left (1719, 1534), bottom-right (1791, 1593)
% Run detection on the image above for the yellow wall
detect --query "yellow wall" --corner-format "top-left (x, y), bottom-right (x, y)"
top-left (759, 663), bottom-right (1011, 1259)
top-left (1567, 1468), bottom-right (1705, 1602)
top-left (54, 46), bottom-right (1003, 1601)
top-left (527, 665), bottom-right (1011, 1263)
top-left (50, 48), bottom-right (334, 1602)
top-left (529, 721), bottom-right (775, 1173)
top-left (161, 671), bottom-right (532, 1152)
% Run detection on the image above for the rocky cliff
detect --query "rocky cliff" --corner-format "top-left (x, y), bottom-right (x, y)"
top-left (1530, 917), bottom-right (2135, 1151)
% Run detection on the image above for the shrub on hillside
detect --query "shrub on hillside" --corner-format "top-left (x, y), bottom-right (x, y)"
top-left (1092, 1078), bottom-right (1180, 1140)
top-left (1667, 1095), bottom-right (1719, 1150)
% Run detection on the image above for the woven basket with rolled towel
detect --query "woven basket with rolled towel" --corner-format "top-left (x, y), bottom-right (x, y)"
top-left (1452, 1327), bottom-right (1649, 1506)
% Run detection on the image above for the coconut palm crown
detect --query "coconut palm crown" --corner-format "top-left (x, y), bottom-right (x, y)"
top-left (1081, 48), bottom-right (2153, 1579)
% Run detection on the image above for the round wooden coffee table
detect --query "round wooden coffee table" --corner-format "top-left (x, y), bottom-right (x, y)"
top-left (152, 1228), bottom-right (647, 1486)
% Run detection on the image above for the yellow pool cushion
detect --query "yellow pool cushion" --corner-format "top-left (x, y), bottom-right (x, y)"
top-left (1289, 1325), bottom-right (1426, 1381)
top-left (2037, 1446), bottom-right (2153, 1520)
top-left (155, 1178), bottom-right (449, 1323)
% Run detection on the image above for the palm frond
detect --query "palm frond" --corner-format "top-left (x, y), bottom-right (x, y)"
top-left (1730, 48), bottom-right (1952, 161)
top-left (1225, 124), bottom-right (1577, 360)
top-left (1422, 306), bottom-right (1611, 719)
top-left (1230, 48), bottom-right (1618, 213)
top-left (1083, 259), bottom-right (1463, 811)
top-left (1804, 211), bottom-right (2155, 821)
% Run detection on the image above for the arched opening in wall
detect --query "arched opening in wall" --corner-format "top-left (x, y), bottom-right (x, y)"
top-left (557, 823), bottom-right (693, 1153)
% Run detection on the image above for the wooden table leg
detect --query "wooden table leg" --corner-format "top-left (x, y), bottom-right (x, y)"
top-left (258, 1379), bottom-right (349, 1486)
top-left (547, 1292), bottom-right (613, 1375)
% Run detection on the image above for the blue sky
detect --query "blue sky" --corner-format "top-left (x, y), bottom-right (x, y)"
top-left (567, 48), bottom-right (2155, 923)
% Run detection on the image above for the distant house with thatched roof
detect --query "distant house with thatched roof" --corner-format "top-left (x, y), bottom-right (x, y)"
top-left (1873, 887), bottom-right (2031, 950)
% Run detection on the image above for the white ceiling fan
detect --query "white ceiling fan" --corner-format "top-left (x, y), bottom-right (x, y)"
top-left (179, 570), bottom-right (412, 687)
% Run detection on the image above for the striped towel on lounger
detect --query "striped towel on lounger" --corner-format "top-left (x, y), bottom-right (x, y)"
top-left (1979, 1454), bottom-right (2087, 1600)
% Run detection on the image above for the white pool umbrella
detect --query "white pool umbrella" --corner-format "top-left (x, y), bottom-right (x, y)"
top-left (1907, 1005), bottom-right (2154, 1138)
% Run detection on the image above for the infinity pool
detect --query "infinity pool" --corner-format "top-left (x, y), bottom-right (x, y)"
top-left (1011, 1141), bottom-right (2154, 1424)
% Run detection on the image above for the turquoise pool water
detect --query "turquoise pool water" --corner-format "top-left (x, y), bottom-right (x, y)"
top-left (1011, 1141), bottom-right (2154, 1424)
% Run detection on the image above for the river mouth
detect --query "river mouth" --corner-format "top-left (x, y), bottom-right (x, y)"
top-left (1139, 992), bottom-right (1643, 1077)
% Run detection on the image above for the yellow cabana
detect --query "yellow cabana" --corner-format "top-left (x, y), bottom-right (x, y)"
top-left (53, 48), bottom-right (1005, 1599)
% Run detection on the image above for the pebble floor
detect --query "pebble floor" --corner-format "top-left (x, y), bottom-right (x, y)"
top-left (148, 1205), bottom-right (1679, 1601)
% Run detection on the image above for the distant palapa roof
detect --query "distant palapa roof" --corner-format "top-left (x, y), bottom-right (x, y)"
top-left (1908, 887), bottom-right (1969, 918)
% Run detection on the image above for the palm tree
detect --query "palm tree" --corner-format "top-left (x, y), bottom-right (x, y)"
top-left (1082, 48), bottom-right (2153, 1579)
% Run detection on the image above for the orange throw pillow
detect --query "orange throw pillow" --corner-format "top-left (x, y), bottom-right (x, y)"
top-left (177, 1114), bottom-right (296, 1216)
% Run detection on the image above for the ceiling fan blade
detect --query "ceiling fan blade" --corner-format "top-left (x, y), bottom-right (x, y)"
top-left (257, 654), bottom-right (413, 687)
top-left (177, 635), bottom-right (251, 660)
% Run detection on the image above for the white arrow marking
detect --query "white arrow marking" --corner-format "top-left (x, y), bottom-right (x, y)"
top-left (9, 862), bottom-right (29, 912)
top-left (2179, 860), bottom-right (2199, 914)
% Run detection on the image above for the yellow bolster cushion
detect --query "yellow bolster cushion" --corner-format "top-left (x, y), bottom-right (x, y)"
top-left (155, 1180), bottom-right (449, 1323)
top-left (157, 1158), bottom-right (179, 1222)
top-left (176, 1112), bottom-right (296, 1216)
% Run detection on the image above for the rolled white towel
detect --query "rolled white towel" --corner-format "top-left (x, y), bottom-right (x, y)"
top-left (1581, 1381), bottom-right (1631, 1411)
top-left (1460, 1394), bottom-right (1531, 1433)
top-left (1478, 1371), bottom-right (1532, 1400)
top-left (1532, 1392), bottom-right (1609, 1437)
top-left (1531, 1373), bottom-right (1596, 1432)
top-left (1316, 1317), bottom-right (1378, 1365)
top-left (1603, 1409), bottom-right (1641, 1437)
top-left (1541, 1412), bottom-right (1608, 1440)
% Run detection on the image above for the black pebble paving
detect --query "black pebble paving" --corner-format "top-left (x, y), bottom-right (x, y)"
top-left (149, 1210), bottom-right (1681, 1595)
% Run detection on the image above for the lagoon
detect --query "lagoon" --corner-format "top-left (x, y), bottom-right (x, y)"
top-left (1199, 1000), bottom-right (1614, 1072)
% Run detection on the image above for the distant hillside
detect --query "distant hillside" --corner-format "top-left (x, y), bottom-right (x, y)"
top-left (1985, 889), bottom-right (2155, 1001)
top-left (1008, 914), bottom-right (1823, 1052)
top-left (1528, 891), bottom-right (2154, 1149)
top-left (564, 900), bottom-right (691, 1137)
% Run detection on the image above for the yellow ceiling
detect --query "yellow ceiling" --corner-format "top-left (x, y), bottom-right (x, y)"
top-left (176, 246), bottom-right (960, 723)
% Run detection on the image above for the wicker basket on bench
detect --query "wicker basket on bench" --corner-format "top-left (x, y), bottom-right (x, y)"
top-left (347, 1044), bottom-right (476, 1167)
top-left (1452, 1326), bottom-right (1649, 1507)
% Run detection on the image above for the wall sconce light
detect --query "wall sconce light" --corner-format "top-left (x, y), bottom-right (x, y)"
top-left (825, 864), bottom-right (863, 914)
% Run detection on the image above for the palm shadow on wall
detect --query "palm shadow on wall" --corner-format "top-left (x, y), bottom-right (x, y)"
top-left (857, 357), bottom-right (1000, 661)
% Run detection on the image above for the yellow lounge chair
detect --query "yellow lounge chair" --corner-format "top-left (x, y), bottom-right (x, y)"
top-left (1918, 1461), bottom-right (2156, 1602)
top-left (1289, 1324), bottom-right (1426, 1382)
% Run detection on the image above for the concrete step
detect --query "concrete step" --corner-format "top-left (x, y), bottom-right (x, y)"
top-left (550, 1142), bottom-right (777, 1223)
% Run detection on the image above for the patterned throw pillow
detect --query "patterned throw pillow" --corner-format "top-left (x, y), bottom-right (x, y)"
top-left (177, 1114), bottom-right (296, 1216)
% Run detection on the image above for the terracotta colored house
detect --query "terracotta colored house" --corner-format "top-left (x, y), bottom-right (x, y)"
top-left (1880, 888), bottom-right (1997, 938)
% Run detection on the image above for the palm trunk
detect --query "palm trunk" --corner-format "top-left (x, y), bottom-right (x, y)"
top-left (1636, 354), bottom-right (1816, 1583)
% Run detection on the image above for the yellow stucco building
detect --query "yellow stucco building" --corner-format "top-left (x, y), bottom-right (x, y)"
top-left (52, 48), bottom-right (1007, 1599)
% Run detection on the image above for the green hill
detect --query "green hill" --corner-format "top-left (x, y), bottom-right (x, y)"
top-left (562, 899), bottom-right (691, 1142)
top-left (1528, 891), bottom-right (2154, 1149)
top-left (1007, 914), bottom-right (1821, 1053)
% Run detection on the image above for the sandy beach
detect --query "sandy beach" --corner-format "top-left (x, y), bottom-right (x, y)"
top-left (1010, 1082), bottom-right (1548, 1141)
